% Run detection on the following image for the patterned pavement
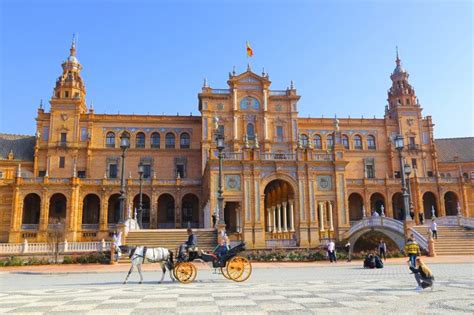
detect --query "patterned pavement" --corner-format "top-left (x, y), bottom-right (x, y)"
top-left (0, 263), bottom-right (473, 314)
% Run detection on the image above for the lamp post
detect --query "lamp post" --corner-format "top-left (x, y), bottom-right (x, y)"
top-left (404, 162), bottom-right (415, 219)
top-left (394, 135), bottom-right (411, 221)
top-left (137, 162), bottom-right (144, 228)
top-left (119, 132), bottom-right (130, 223)
top-left (216, 128), bottom-right (226, 226)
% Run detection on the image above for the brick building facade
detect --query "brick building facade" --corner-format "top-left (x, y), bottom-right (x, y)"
top-left (0, 41), bottom-right (472, 247)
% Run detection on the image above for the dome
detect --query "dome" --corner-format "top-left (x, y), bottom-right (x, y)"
top-left (67, 55), bottom-right (79, 63)
top-left (393, 64), bottom-right (406, 74)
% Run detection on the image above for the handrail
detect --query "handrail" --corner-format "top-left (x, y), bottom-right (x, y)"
top-left (0, 241), bottom-right (111, 254)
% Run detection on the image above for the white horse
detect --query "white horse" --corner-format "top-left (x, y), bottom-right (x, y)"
top-left (112, 230), bottom-right (175, 284)
top-left (123, 246), bottom-right (175, 284)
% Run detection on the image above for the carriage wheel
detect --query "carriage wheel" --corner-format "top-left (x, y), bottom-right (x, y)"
top-left (226, 256), bottom-right (252, 282)
top-left (220, 266), bottom-right (231, 280)
top-left (174, 262), bottom-right (197, 284)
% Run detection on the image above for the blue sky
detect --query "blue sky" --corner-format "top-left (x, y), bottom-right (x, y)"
top-left (0, 0), bottom-right (472, 138)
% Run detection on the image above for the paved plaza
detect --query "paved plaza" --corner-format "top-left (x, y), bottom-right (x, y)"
top-left (0, 262), bottom-right (473, 314)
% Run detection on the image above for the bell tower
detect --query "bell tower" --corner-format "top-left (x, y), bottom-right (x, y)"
top-left (50, 36), bottom-right (87, 113)
top-left (385, 47), bottom-right (420, 119)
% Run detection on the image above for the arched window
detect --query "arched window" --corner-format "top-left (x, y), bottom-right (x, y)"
top-left (165, 133), bottom-right (175, 149)
top-left (136, 132), bottom-right (145, 148)
top-left (151, 132), bottom-right (160, 148)
top-left (342, 135), bottom-right (349, 149)
top-left (106, 132), bottom-right (115, 148)
top-left (354, 135), bottom-right (363, 150)
top-left (327, 135), bottom-right (334, 149)
top-left (367, 135), bottom-right (376, 150)
top-left (300, 134), bottom-right (309, 147)
top-left (180, 133), bottom-right (190, 149)
top-left (313, 135), bottom-right (322, 149)
top-left (247, 123), bottom-right (255, 140)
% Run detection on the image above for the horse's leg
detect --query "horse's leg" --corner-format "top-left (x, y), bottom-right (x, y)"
top-left (159, 262), bottom-right (166, 283)
top-left (137, 263), bottom-right (143, 284)
top-left (123, 264), bottom-right (134, 284)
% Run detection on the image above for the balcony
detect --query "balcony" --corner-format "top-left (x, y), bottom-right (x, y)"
top-left (407, 144), bottom-right (420, 151)
top-left (81, 224), bottom-right (99, 230)
top-left (210, 89), bottom-right (230, 94)
top-left (261, 153), bottom-right (296, 160)
top-left (312, 154), bottom-right (333, 161)
top-left (223, 152), bottom-right (244, 160)
top-left (21, 224), bottom-right (39, 230)
top-left (269, 90), bottom-right (287, 96)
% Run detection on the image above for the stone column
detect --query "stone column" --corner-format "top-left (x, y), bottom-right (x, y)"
top-left (272, 206), bottom-right (276, 233)
top-left (39, 190), bottom-right (50, 232)
top-left (267, 207), bottom-right (271, 232)
top-left (328, 201), bottom-right (334, 231)
top-left (277, 204), bottom-right (282, 233)
top-left (282, 202), bottom-right (288, 232)
top-left (318, 202), bottom-right (325, 231)
top-left (289, 199), bottom-right (295, 232)
top-left (100, 194), bottom-right (108, 231)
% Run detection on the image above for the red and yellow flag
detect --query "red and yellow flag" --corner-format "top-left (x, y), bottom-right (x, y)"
top-left (246, 41), bottom-right (254, 57)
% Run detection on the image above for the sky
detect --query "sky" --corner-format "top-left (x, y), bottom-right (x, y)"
top-left (0, 0), bottom-right (472, 138)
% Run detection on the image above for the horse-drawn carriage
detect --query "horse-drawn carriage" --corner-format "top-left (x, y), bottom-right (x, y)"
top-left (173, 242), bottom-right (252, 284)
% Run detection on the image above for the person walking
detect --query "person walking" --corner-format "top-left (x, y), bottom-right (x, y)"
top-left (404, 236), bottom-right (420, 267)
top-left (344, 241), bottom-right (351, 262)
top-left (408, 257), bottom-right (434, 291)
top-left (431, 219), bottom-right (438, 239)
top-left (327, 239), bottom-right (337, 263)
top-left (378, 240), bottom-right (387, 261)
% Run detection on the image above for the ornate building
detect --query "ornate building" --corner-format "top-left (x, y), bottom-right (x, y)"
top-left (0, 41), bottom-right (472, 248)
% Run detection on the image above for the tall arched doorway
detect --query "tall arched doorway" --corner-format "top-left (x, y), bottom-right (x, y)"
top-left (49, 193), bottom-right (67, 224)
top-left (82, 194), bottom-right (100, 227)
top-left (444, 191), bottom-right (459, 216)
top-left (157, 194), bottom-right (175, 228)
top-left (133, 194), bottom-right (151, 228)
top-left (392, 192), bottom-right (404, 220)
top-left (348, 193), bottom-right (364, 221)
top-left (182, 194), bottom-right (199, 228)
top-left (423, 192), bottom-right (437, 219)
top-left (370, 193), bottom-right (385, 215)
top-left (264, 180), bottom-right (295, 236)
top-left (107, 194), bottom-right (121, 225)
top-left (22, 193), bottom-right (41, 227)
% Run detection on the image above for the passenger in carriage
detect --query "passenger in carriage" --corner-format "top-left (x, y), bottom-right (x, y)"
top-left (178, 228), bottom-right (198, 260)
top-left (214, 232), bottom-right (230, 258)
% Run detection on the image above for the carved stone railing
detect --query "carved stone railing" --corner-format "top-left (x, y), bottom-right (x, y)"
top-left (366, 179), bottom-right (385, 185)
top-left (21, 224), bottom-right (39, 230)
top-left (79, 179), bottom-right (102, 185)
top-left (0, 240), bottom-right (111, 255)
top-left (261, 153), bottom-right (296, 160)
top-left (438, 178), bottom-right (459, 184)
top-left (81, 224), bottom-right (99, 230)
top-left (223, 152), bottom-right (244, 160)
top-left (418, 177), bottom-right (436, 183)
top-left (459, 216), bottom-right (474, 228)
top-left (22, 178), bottom-right (43, 184)
top-left (269, 90), bottom-right (287, 96)
top-left (312, 154), bottom-right (333, 161)
top-left (346, 179), bottom-right (363, 185)
top-left (211, 89), bottom-right (230, 94)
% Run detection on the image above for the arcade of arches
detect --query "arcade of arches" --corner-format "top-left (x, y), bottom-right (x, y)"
top-left (264, 180), bottom-right (296, 237)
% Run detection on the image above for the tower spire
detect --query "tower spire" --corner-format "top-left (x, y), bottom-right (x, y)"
top-left (70, 33), bottom-right (77, 57)
top-left (395, 46), bottom-right (400, 65)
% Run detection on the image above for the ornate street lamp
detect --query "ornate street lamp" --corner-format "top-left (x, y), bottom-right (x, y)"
top-left (137, 162), bottom-right (145, 228)
top-left (404, 162), bottom-right (415, 218)
top-left (216, 127), bottom-right (226, 226)
top-left (119, 132), bottom-right (130, 223)
top-left (394, 135), bottom-right (411, 221)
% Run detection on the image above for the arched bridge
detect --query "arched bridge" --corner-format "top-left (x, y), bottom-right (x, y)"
top-left (343, 217), bottom-right (428, 251)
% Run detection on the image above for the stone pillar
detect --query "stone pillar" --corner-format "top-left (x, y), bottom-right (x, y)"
top-left (272, 206), bottom-right (276, 233)
top-left (100, 195), bottom-right (108, 232)
top-left (277, 204), bottom-right (282, 233)
top-left (289, 199), bottom-right (295, 232)
top-left (282, 202), bottom-right (288, 232)
top-left (318, 202), bottom-right (325, 231)
top-left (328, 201), bottom-right (334, 231)
top-left (39, 190), bottom-right (50, 232)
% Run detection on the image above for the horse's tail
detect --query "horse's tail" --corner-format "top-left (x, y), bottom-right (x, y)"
top-left (168, 249), bottom-right (174, 264)
top-left (129, 247), bottom-right (136, 259)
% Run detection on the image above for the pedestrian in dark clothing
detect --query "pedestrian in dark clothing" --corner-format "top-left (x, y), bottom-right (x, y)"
top-left (364, 254), bottom-right (376, 269)
top-left (419, 213), bottom-right (424, 225)
top-left (374, 255), bottom-right (384, 268)
top-left (410, 210), bottom-right (415, 220)
top-left (431, 220), bottom-right (438, 239)
top-left (344, 241), bottom-right (351, 262)
top-left (378, 240), bottom-right (387, 261)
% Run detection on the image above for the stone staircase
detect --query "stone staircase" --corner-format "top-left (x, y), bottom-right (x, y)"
top-left (124, 229), bottom-right (217, 252)
top-left (412, 225), bottom-right (474, 255)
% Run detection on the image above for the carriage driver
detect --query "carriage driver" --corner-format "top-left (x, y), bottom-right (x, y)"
top-left (179, 228), bottom-right (198, 260)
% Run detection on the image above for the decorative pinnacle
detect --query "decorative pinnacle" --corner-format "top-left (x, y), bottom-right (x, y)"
top-left (203, 77), bottom-right (208, 88)
top-left (39, 99), bottom-right (43, 109)
top-left (232, 66), bottom-right (236, 76)
top-left (247, 62), bottom-right (251, 72)
top-left (262, 67), bottom-right (265, 77)
top-left (395, 46), bottom-right (400, 66)
top-left (70, 33), bottom-right (77, 56)
top-left (290, 80), bottom-right (294, 89)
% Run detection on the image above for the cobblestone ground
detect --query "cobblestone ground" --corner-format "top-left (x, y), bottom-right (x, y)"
top-left (0, 263), bottom-right (473, 314)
